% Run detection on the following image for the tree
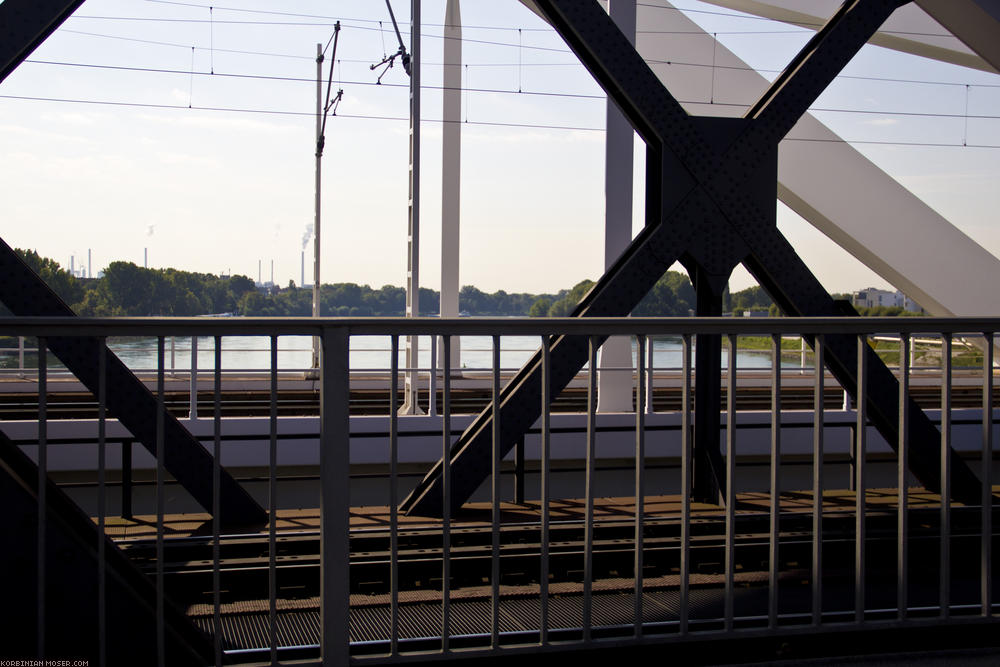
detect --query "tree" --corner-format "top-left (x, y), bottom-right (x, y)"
top-left (547, 279), bottom-right (594, 316)
top-left (633, 271), bottom-right (694, 316)
top-left (529, 297), bottom-right (551, 317)
top-left (14, 248), bottom-right (83, 308)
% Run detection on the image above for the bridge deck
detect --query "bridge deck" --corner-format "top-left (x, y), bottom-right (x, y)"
top-left (92, 487), bottom-right (995, 661)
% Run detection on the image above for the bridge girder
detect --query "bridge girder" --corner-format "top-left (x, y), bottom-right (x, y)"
top-left (402, 0), bottom-right (983, 516)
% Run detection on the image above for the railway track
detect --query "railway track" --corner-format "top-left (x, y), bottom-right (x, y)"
top-left (115, 502), bottom-right (997, 611)
top-left (2, 383), bottom-right (996, 419)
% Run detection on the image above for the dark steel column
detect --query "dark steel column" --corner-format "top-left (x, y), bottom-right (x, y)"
top-left (691, 267), bottom-right (727, 503)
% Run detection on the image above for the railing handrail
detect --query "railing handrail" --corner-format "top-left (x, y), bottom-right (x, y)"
top-left (2, 315), bottom-right (1000, 338)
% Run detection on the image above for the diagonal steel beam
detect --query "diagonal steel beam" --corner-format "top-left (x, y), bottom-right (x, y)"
top-left (0, 429), bottom-right (217, 662)
top-left (743, 230), bottom-right (982, 505)
top-left (0, 240), bottom-right (267, 527)
top-left (0, 0), bottom-right (85, 83)
top-left (746, 0), bottom-right (909, 142)
top-left (0, 1), bottom-right (266, 526)
top-left (401, 186), bottom-right (712, 515)
top-left (404, 0), bottom-right (982, 516)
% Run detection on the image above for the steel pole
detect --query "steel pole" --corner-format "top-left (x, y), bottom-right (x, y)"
top-left (312, 43), bottom-right (323, 370)
top-left (401, 0), bottom-right (423, 414)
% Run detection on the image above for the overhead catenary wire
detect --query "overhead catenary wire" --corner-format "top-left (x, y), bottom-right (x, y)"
top-left (20, 58), bottom-right (1000, 123)
top-left (58, 27), bottom-right (1000, 90)
top-left (11, 3), bottom-right (998, 152)
top-left (3, 92), bottom-right (999, 150)
top-left (144, 0), bottom-right (959, 40)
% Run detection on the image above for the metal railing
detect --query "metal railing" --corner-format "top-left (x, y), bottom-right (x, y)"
top-left (3, 315), bottom-right (998, 666)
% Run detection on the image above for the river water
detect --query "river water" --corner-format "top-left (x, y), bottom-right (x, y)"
top-left (97, 334), bottom-right (809, 374)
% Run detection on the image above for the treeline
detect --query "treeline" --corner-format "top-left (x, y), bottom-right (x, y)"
top-left (527, 273), bottom-right (777, 318)
top-left (3, 249), bottom-right (914, 319)
top-left (4, 250), bottom-right (258, 316)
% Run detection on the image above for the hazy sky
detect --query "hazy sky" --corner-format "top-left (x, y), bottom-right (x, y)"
top-left (1, 0), bottom-right (998, 296)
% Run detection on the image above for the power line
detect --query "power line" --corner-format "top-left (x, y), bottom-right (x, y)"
top-left (21, 58), bottom-right (1000, 122)
top-left (61, 26), bottom-right (1000, 90)
top-left (143, 0), bottom-right (555, 32)
top-left (3, 92), bottom-right (998, 150)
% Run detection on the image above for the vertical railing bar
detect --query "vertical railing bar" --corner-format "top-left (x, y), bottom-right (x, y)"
top-left (812, 335), bottom-right (824, 626)
top-left (898, 333), bottom-right (910, 620)
top-left (441, 335), bottom-right (452, 653)
top-left (491, 335), bottom-right (501, 650)
top-left (540, 335), bottom-right (551, 646)
top-left (213, 336), bottom-right (223, 667)
top-left (724, 333), bottom-right (737, 632)
top-left (680, 333), bottom-right (692, 635)
top-left (269, 335), bottom-right (279, 664)
top-left (156, 336), bottom-right (166, 667)
top-left (320, 326), bottom-right (351, 667)
top-left (982, 332), bottom-right (993, 617)
top-left (645, 335), bottom-right (654, 415)
top-left (18, 335), bottom-right (24, 376)
top-left (584, 336), bottom-right (597, 642)
top-left (634, 334), bottom-right (645, 637)
top-left (514, 436), bottom-right (525, 505)
top-left (121, 438), bottom-right (133, 519)
top-left (429, 334), bottom-right (437, 418)
top-left (170, 335), bottom-right (176, 376)
top-left (97, 341), bottom-right (108, 667)
top-left (389, 335), bottom-right (400, 655)
top-left (769, 333), bottom-right (781, 629)
top-left (940, 333), bottom-right (952, 620)
top-left (37, 337), bottom-right (47, 659)
top-left (855, 334), bottom-right (868, 624)
top-left (189, 336), bottom-right (198, 420)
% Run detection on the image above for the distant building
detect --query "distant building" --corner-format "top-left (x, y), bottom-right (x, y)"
top-left (852, 288), bottom-right (923, 312)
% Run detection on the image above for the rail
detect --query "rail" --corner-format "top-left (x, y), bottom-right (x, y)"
top-left (3, 315), bottom-right (998, 666)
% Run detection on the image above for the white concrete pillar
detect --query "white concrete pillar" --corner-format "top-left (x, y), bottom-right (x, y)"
top-left (597, 0), bottom-right (636, 413)
top-left (440, 0), bottom-right (462, 374)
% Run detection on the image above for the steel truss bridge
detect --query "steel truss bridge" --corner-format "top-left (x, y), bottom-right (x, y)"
top-left (2, 0), bottom-right (1000, 665)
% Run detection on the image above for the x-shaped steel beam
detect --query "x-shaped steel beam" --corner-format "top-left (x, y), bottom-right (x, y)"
top-left (403, 0), bottom-right (982, 515)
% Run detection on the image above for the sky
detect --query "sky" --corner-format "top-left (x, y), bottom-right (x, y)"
top-left (0, 0), bottom-right (998, 297)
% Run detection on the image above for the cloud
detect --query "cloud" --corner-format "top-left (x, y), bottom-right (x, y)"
top-left (136, 111), bottom-right (298, 135)
top-left (154, 151), bottom-right (222, 168)
top-left (863, 118), bottom-right (899, 127)
top-left (39, 111), bottom-right (101, 126)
